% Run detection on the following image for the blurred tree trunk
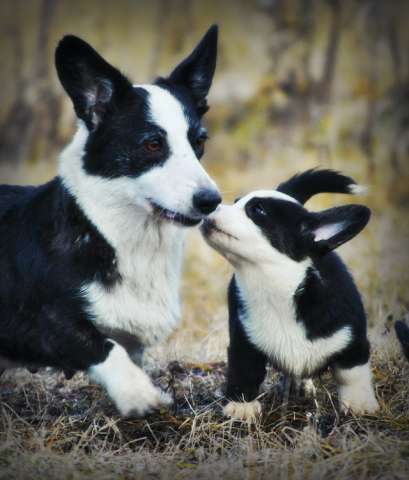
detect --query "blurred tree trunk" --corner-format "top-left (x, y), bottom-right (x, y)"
top-left (315, 0), bottom-right (342, 104)
top-left (0, 0), bottom-right (62, 167)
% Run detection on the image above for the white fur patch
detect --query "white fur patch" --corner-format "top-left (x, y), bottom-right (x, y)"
top-left (237, 189), bottom-right (299, 207)
top-left (334, 362), bottom-right (379, 414)
top-left (88, 342), bottom-right (172, 416)
top-left (223, 400), bottom-right (262, 422)
top-left (59, 125), bottom-right (186, 346)
top-left (301, 378), bottom-right (317, 397)
top-left (235, 266), bottom-right (352, 378)
top-left (348, 184), bottom-right (368, 195)
top-left (203, 202), bottom-right (289, 266)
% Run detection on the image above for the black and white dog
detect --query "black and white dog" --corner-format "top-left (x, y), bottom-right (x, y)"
top-left (201, 170), bottom-right (379, 420)
top-left (0, 26), bottom-right (221, 416)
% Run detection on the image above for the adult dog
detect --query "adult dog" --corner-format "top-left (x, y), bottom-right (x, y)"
top-left (0, 26), bottom-right (221, 416)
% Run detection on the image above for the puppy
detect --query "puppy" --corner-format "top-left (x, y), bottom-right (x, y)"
top-left (201, 169), bottom-right (379, 420)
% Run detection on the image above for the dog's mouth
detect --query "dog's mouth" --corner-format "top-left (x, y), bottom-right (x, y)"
top-left (200, 219), bottom-right (239, 240)
top-left (149, 200), bottom-right (202, 227)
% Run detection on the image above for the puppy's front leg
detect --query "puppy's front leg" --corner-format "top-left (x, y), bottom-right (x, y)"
top-left (88, 341), bottom-right (171, 417)
top-left (224, 324), bottom-right (267, 422)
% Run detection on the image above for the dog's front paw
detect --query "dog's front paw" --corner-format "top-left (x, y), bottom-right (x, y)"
top-left (88, 342), bottom-right (173, 417)
top-left (115, 378), bottom-right (172, 417)
top-left (223, 400), bottom-right (262, 422)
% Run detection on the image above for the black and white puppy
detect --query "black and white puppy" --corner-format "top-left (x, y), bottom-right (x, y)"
top-left (201, 170), bottom-right (379, 420)
top-left (0, 26), bottom-right (221, 416)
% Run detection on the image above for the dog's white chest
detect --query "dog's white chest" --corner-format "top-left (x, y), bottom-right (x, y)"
top-left (83, 225), bottom-right (184, 347)
top-left (235, 269), bottom-right (351, 377)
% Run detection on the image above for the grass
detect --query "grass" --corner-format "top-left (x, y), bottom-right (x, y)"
top-left (1, 347), bottom-right (409, 479)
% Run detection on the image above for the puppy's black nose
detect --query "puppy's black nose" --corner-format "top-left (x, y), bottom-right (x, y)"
top-left (193, 189), bottom-right (221, 215)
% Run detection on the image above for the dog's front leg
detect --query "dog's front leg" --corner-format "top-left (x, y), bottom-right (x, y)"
top-left (88, 341), bottom-right (172, 417)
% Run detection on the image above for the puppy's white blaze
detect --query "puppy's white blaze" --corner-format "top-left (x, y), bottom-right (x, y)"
top-left (235, 268), bottom-right (352, 378)
top-left (236, 189), bottom-right (299, 208)
top-left (334, 362), bottom-right (379, 414)
top-left (88, 342), bottom-right (171, 416)
top-left (313, 222), bottom-right (344, 242)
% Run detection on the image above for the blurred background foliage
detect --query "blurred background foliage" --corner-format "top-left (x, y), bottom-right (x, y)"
top-left (0, 0), bottom-right (408, 353)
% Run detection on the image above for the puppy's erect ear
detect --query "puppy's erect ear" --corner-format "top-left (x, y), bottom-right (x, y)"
top-left (167, 25), bottom-right (218, 113)
top-left (303, 204), bottom-right (371, 255)
top-left (277, 169), bottom-right (364, 205)
top-left (55, 35), bottom-right (133, 130)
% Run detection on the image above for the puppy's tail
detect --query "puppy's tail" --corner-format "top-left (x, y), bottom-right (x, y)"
top-left (277, 169), bottom-right (367, 205)
top-left (395, 320), bottom-right (409, 362)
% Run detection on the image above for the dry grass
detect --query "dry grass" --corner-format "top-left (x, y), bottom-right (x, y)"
top-left (1, 345), bottom-right (409, 479)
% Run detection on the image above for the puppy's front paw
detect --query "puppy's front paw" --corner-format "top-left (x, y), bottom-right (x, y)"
top-left (223, 400), bottom-right (262, 422)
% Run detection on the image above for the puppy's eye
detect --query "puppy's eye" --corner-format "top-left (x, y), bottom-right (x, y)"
top-left (252, 202), bottom-right (266, 216)
top-left (144, 138), bottom-right (163, 153)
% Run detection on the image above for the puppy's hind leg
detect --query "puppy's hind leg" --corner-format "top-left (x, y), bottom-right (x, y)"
top-left (333, 362), bottom-right (379, 414)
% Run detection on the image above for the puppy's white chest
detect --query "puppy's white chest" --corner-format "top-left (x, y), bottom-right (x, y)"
top-left (236, 272), bottom-right (351, 377)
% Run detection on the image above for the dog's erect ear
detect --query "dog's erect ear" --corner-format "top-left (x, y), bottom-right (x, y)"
top-left (395, 321), bottom-right (409, 361)
top-left (303, 205), bottom-right (371, 255)
top-left (55, 35), bottom-right (133, 130)
top-left (167, 25), bottom-right (218, 113)
top-left (277, 169), bottom-right (365, 205)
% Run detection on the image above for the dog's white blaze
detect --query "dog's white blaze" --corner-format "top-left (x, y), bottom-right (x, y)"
top-left (88, 342), bottom-right (171, 416)
top-left (334, 362), bottom-right (379, 413)
top-left (235, 259), bottom-right (352, 378)
top-left (134, 84), bottom-right (218, 207)
top-left (60, 123), bottom-right (185, 347)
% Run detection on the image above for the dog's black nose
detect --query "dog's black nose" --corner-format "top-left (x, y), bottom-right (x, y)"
top-left (193, 189), bottom-right (221, 215)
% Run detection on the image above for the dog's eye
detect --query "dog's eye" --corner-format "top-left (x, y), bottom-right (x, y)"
top-left (144, 138), bottom-right (163, 153)
top-left (252, 202), bottom-right (266, 216)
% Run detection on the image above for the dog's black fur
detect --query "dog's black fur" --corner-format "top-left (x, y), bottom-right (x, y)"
top-left (0, 180), bottom-right (116, 372)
